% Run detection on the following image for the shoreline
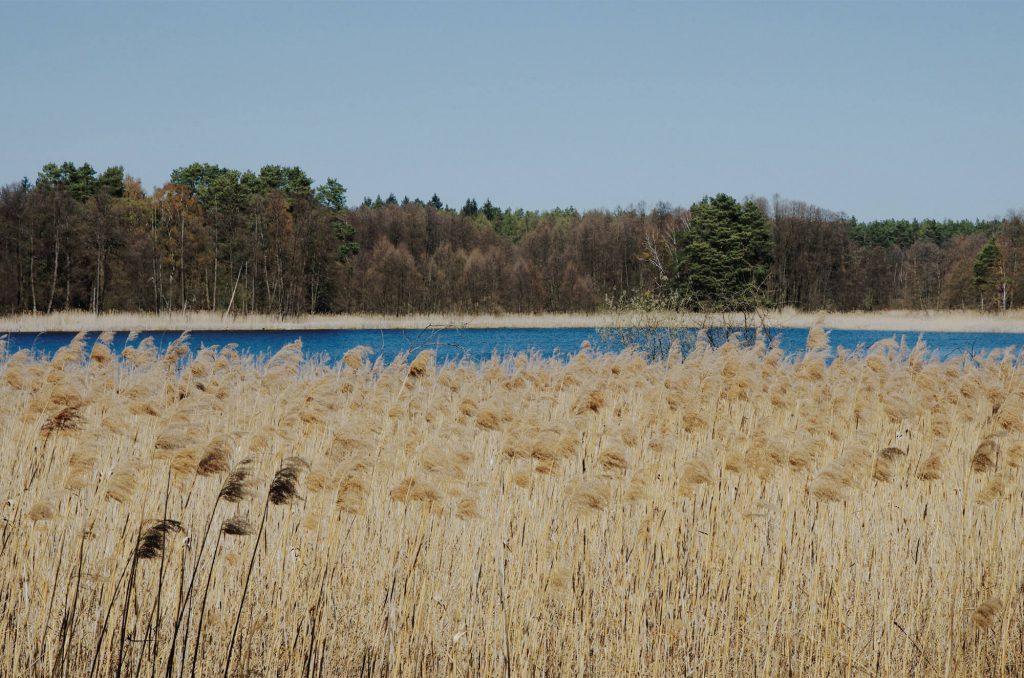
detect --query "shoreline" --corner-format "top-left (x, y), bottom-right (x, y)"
top-left (4, 309), bottom-right (1024, 334)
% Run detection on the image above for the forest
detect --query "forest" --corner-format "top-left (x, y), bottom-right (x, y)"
top-left (0, 161), bottom-right (1019, 316)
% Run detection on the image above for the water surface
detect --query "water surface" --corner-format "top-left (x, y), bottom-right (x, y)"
top-left (4, 327), bottom-right (1024, 364)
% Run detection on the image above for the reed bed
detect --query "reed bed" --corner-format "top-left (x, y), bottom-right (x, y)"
top-left (2, 329), bottom-right (1024, 676)
top-left (5, 307), bottom-right (1024, 333)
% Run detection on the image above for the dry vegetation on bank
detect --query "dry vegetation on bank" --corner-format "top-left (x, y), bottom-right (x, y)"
top-left (5, 307), bottom-right (1024, 333)
top-left (2, 330), bottom-right (1024, 676)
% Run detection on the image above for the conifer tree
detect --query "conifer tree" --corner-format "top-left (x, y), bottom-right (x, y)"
top-left (973, 237), bottom-right (1003, 310)
top-left (673, 193), bottom-right (773, 311)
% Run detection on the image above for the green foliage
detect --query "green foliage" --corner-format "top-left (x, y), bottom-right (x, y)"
top-left (973, 237), bottom-right (1002, 309)
top-left (96, 166), bottom-right (126, 198)
top-left (315, 178), bottom-right (348, 212)
top-left (170, 163), bottom-right (250, 210)
top-left (332, 220), bottom-right (359, 260)
top-left (853, 218), bottom-right (997, 248)
top-left (314, 178), bottom-right (358, 260)
top-left (493, 208), bottom-right (539, 241)
top-left (257, 165), bottom-right (313, 205)
top-left (973, 238), bottom-right (1000, 285)
top-left (37, 162), bottom-right (124, 201)
top-left (10, 159), bottom-right (1024, 317)
top-left (673, 194), bottom-right (773, 311)
top-left (481, 199), bottom-right (501, 222)
top-left (171, 163), bottom-right (318, 211)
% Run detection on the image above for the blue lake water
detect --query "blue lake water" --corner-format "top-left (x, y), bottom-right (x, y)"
top-left (3, 327), bottom-right (1024, 364)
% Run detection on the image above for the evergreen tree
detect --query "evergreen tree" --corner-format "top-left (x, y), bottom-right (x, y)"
top-left (461, 198), bottom-right (478, 217)
top-left (973, 237), bottom-right (1003, 310)
top-left (37, 162), bottom-right (97, 201)
top-left (315, 178), bottom-right (347, 212)
top-left (428, 194), bottom-right (443, 210)
top-left (96, 166), bottom-right (125, 197)
top-left (258, 165), bottom-right (314, 205)
top-left (482, 199), bottom-right (501, 222)
top-left (673, 193), bottom-right (773, 311)
top-left (314, 178), bottom-right (358, 260)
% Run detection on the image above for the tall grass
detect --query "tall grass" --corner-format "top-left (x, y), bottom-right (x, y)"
top-left (2, 330), bottom-right (1024, 675)
top-left (4, 307), bottom-right (1024, 333)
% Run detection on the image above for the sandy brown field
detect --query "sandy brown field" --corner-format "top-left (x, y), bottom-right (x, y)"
top-left (2, 330), bottom-right (1023, 676)
top-left (4, 308), bottom-right (1024, 333)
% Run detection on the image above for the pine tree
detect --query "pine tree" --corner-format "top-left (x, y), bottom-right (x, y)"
top-left (673, 193), bottom-right (773, 311)
top-left (315, 178), bottom-right (348, 212)
top-left (973, 237), bottom-right (1003, 310)
top-left (482, 199), bottom-right (501, 222)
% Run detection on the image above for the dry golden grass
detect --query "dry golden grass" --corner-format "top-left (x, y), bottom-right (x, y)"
top-left (7, 307), bottom-right (1024, 332)
top-left (2, 331), bottom-right (1024, 676)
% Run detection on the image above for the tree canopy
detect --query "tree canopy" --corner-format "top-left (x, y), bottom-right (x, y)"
top-left (2, 162), bottom-right (1023, 316)
top-left (37, 162), bottom-right (124, 201)
top-left (973, 237), bottom-right (1004, 310)
top-left (673, 194), bottom-right (773, 311)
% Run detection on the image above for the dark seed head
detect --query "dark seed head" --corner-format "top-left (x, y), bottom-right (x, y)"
top-left (219, 458), bottom-right (255, 502)
top-left (135, 520), bottom-right (184, 559)
top-left (221, 517), bottom-right (254, 536)
top-left (269, 457), bottom-right (309, 505)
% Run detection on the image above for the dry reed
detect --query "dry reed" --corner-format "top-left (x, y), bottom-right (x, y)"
top-left (1, 332), bottom-right (1023, 676)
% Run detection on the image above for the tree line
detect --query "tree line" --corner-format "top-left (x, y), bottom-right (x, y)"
top-left (0, 161), bottom-right (1019, 315)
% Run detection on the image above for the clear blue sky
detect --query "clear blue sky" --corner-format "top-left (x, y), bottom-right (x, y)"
top-left (2, 1), bottom-right (1021, 221)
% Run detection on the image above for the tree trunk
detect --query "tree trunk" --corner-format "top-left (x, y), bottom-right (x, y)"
top-left (47, 232), bottom-right (59, 313)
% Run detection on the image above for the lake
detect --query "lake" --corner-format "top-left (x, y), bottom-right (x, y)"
top-left (3, 327), bottom-right (1024, 364)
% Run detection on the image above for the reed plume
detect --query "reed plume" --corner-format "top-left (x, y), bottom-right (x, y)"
top-left (598, 448), bottom-right (629, 472)
top-left (219, 458), bottom-right (256, 502)
top-left (805, 324), bottom-right (829, 352)
top-left (89, 341), bottom-right (114, 365)
top-left (808, 453), bottom-right (861, 502)
top-left (105, 462), bottom-right (140, 503)
top-left (390, 476), bottom-right (441, 504)
top-left (971, 597), bottom-right (1003, 630)
top-left (198, 443), bottom-right (233, 476)
top-left (475, 409), bottom-right (501, 430)
top-left (573, 389), bottom-right (605, 414)
top-left (971, 439), bottom-right (998, 472)
top-left (135, 520), bottom-right (183, 559)
top-left (330, 454), bottom-right (371, 513)
top-left (7, 328), bottom-right (1024, 676)
top-left (221, 516), bottom-right (255, 536)
top-left (28, 500), bottom-right (55, 521)
top-left (917, 452), bottom-right (943, 480)
top-left (408, 350), bottom-right (436, 378)
top-left (681, 457), bottom-right (714, 486)
top-left (566, 478), bottom-right (610, 513)
top-left (41, 405), bottom-right (85, 436)
top-left (342, 345), bottom-right (373, 370)
top-left (269, 456), bottom-right (310, 504)
top-left (976, 471), bottom-right (1010, 503)
top-left (455, 496), bottom-right (480, 520)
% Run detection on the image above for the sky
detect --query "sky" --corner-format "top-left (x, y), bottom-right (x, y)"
top-left (1, 1), bottom-right (1021, 221)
